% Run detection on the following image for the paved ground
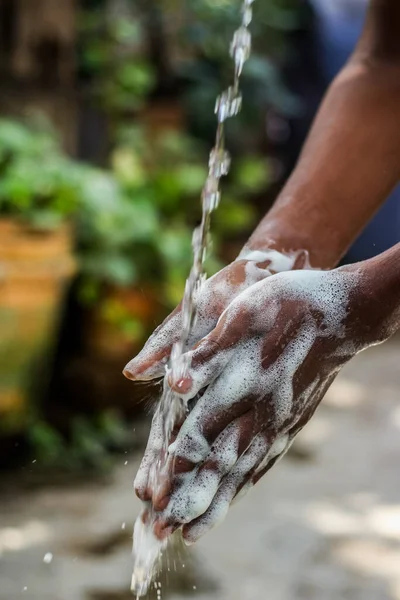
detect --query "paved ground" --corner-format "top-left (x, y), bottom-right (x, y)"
top-left (1, 337), bottom-right (400, 600)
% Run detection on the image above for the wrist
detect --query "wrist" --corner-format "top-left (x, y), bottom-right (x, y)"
top-left (237, 244), bottom-right (312, 273)
top-left (245, 207), bottom-right (346, 270)
top-left (354, 244), bottom-right (400, 345)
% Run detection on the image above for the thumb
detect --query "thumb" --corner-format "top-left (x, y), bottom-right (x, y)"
top-left (169, 305), bottom-right (248, 399)
top-left (123, 309), bottom-right (182, 381)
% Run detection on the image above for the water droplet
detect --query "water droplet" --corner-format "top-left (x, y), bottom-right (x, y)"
top-left (242, 5), bottom-right (252, 26)
top-left (202, 176), bottom-right (220, 211)
top-left (23, 587), bottom-right (27, 592)
top-left (131, 0), bottom-right (254, 591)
top-left (209, 148), bottom-right (231, 178)
top-left (124, 461), bottom-right (128, 466)
top-left (121, 522), bottom-right (126, 530)
top-left (215, 87), bottom-right (242, 122)
top-left (43, 552), bottom-right (53, 564)
top-left (32, 459), bottom-right (36, 464)
top-left (230, 27), bottom-right (251, 76)
top-left (193, 585), bottom-right (197, 590)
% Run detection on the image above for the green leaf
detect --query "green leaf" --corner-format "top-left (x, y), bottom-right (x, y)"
top-left (116, 63), bottom-right (156, 96)
top-left (157, 227), bottom-right (193, 266)
top-left (28, 421), bottom-right (66, 466)
top-left (213, 200), bottom-right (256, 234)
top-left (80, 252), bottom-right (138, 286)
top-left (174, 164), bottom-right (207, 195)
top-left (111, 19), bottom-right (142, 44)
top-left (26, 210), bottom-right (64, 231)
top-left (234, 157), bottom-right (271, 192)
top-left (112, 148), bottom-right (147, 187)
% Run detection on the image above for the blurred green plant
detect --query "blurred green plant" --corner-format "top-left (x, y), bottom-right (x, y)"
top-left (77, 125), bottom-right (267, 310)
top-left (0, 118), bottom-right (84, 229)
top-left (80, 0), bottom-right (301, 148)
top-left (28, 410), bottom-right (130, 472)
top-left (0, 116), bottom-right (264, 338)
top-left (164, 0), bottom-right (301, 144)
top-left (80, 5), bottom-right (156, 113)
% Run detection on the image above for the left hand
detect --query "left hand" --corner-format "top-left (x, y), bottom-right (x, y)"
top-left (142, 263), bottom-right (386, 544)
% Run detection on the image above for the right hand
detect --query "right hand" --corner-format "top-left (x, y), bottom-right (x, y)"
top-left (123, 247), bottom-right (309, 502)
top-left (123, 248), bottom-right (308, 382)
top-left (133, 255), bottom-right (395, 543)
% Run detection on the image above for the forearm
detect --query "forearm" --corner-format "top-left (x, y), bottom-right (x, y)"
top-left (246, 2), bottom-right (400, 269)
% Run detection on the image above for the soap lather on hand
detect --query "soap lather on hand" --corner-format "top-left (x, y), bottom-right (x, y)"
top-left (124, 0), bottom-right (400, 547)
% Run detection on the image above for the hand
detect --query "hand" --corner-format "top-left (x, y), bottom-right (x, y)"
top-left (123, 248), bottom-right (308, 382)
top-left (143, 263), bottom-right (386, 544)
top-left (124, 248), bottom-right (308, 504)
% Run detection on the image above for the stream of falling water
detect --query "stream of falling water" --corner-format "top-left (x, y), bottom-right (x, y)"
top-left (131, 1), bottom-right (255, 596)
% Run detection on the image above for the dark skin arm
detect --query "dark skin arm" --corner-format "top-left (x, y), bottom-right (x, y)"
top-left (125, 0), bottom-right (400, 542)
top-left (249, 0), bottom-right (400, 268)
top-left (125, 0), bottom-right (400, 383)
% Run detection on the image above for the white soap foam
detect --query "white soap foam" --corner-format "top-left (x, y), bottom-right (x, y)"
top-left (238, 247), bottom-right (312, 272)
top-left (132, 252), bottom-right (367, 578)
top-left (131, 514), bottom-right (167, 597)
top-left (159, 267), bottom-right (362, 535)
top-left (126, 248), bottom-right (303, 382)
top-left (183, 434), bottom-right (269, 541)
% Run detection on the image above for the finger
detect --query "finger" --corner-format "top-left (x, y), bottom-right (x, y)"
top-left (168, 382), bottom-right (252, 473)
top-left (167, 334), bottom-right (260, 475)
top-left (124, 308), bottom-right (182, 381)
top-left (251, 433), bottom-right (291, 486)
top-left (182, 433), bottom-right (270, 544)
top-left (169, 303), bottom-right (251, 399)
top-left (134, 409), bottom-right (164, 501)
top-left (162, 411), bottom-right (258, 525)
top-left (135, 401), bottom-right (186, 506)
top-left (124, 268), bottom-right (231, 383)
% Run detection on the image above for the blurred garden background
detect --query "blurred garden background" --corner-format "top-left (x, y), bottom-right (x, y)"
top-left (0, 0), bottom-right (304, 464)
top-left (0, 1), bottom-right (399, 599)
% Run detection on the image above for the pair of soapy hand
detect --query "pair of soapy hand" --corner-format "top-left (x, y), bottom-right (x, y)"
top-left (124, 249), bottom-right (374, 544)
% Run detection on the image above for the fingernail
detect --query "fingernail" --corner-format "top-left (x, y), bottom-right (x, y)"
top-left (123, 356), bottom-right (145, 380)
top-left (168, 374), bottom-right (193, 394)
top-left (123, 357), bottom-right (165, 381)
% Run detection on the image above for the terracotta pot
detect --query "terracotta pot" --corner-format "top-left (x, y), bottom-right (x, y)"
top-left (0, 219), bottom-right (76, 428)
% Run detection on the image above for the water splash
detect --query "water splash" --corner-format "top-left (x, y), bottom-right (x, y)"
top-left (131, 1), bottom-right (256, 595)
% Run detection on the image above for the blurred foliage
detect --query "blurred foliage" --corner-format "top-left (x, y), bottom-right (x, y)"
top-left (0, 1), bottom-right (300, 461)
top-left (28, 410), bottom-right (130, 471)
top-left (174, 0), bottom-right (301, 141)
top-left (0, 117), bottom-right (266, 316)
top-left (0, 118), bottom-right (83, 229)
top-left (77, 125), bottom-right (267, 310)
top-left (80, 4), bottom-right (156, 113)
top-left (80, 0), bottom-right (301, 146)
top-left (75, 0), bottom-right (299, 314)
